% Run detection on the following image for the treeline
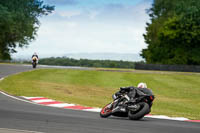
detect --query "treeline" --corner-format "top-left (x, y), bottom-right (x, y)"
top-left (142, 0), bottom-right (200, 65)
top-left (0, 1), bottom-right (54, 60)
top-left (38, 57), bottom-right (137, 69)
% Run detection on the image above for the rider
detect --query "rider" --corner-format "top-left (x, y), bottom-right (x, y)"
top-left (112, 82), bottom-right (153, 112)
top-left (114, 82), bottom-right (153, 103)
top-left (32, 52), bottom-right (39, 63)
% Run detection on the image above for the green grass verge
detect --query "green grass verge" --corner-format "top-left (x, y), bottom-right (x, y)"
top-left (0, 68), bottom-right (200, 120)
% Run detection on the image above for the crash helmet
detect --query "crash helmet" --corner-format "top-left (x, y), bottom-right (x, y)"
top-left (137, 82), bottom-right (147, 88)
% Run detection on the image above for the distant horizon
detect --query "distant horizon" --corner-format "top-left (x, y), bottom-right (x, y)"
top-left (12, 52), bottom-right (144, 62)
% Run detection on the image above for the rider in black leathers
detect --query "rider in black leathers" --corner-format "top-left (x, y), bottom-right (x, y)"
top-left (114, 83), bottom-right (153, 103)
top-left (111, 83), bottom-right (153, 112)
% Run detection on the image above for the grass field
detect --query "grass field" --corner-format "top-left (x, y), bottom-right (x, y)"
top-left (0, 68), bottom-right (200, 120)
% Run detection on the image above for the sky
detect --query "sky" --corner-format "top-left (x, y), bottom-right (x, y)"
top-left (12, 0), bottom-right (153, 60)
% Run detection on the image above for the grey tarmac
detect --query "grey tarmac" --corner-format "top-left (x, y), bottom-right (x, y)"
top-left (0, 64), bottom-right (199, 133)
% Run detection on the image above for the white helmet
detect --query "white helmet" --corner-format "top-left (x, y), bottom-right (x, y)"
top-left (137, 82), bottom-right (147, 88)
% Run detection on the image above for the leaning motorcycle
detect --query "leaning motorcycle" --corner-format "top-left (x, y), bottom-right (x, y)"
top-left (100, 89), bottom-right (155, 120)
top-left (32, 57), bottom-right (37, 68)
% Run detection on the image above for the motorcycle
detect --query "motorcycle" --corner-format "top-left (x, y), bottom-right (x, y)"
top-left (32, 57), bottom-right (37, 68)
top-left (100, 88), bottom-right (155, 120)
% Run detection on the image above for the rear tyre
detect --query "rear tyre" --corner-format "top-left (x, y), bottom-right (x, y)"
top-left (128, 102), bottom-right (149, 120)
top-left (100, 103), bottom-right (113, 118)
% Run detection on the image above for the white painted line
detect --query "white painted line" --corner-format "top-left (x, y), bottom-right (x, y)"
top-left (0, 91), bottom-right (38, 105)
top-left (145, 115), bottom-right (189, 121)
top-left (171, 117), bottom-right (190, 121)
top-left (0, 78), bottom-right (4, 81)
top-left (84, 108), bottom-right (101, 112)
top-left (21, 96), bottom-right (44, 99)
top-left (0, 127), bottom-right (44, 133)
top-left (47, 103), bottom-right (75, 107)
top-left (32, 99), bottom-right (55, 103)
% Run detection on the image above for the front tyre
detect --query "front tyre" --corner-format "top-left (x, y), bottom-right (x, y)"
top-left (32, 62), bottom-right (37, 68)
top-left (100, 103), bottom-right (113, 118)
top-left (128, 102), bottom-right (150, 120)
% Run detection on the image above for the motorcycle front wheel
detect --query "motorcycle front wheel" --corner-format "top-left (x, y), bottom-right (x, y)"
top-left (128, 102), bottom-right (150, 120)
top-left (100, 103), bottom-right (113, 118)
top-left (32, 62), bottom-right (37, 68)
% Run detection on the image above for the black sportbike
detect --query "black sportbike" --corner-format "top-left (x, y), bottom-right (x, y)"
top-left (100, 88), bottom-right (155, 120)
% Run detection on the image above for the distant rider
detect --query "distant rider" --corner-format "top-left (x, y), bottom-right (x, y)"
top-left (32, 52), bottom-right (39, 63)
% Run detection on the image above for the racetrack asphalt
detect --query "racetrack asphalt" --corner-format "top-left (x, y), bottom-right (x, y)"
top-left (0, 64), bottom-right (199, 133)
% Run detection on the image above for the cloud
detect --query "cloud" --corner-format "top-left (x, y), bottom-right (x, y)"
top-left (88, 11), bottom-right (100, 20)
top-left (32, 20), bottom-right (146, 54)
top-left (56, 10), bottom-right (81, 18)
top-left (13, 0), bottom-right (153, 59)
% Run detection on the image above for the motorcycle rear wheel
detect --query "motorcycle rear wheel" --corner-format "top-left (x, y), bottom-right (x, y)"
top-left (128, 102), bottom-right (149, 120)
top-left (100, 103), bottom-right (113, 118)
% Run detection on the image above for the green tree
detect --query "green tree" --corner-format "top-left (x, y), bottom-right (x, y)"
top-left (141, 0), bottom-right (200, 65)
top-left (0, 0), bottom-right (54, 60)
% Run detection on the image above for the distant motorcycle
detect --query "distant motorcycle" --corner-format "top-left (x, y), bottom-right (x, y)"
top-left (32, 57), bottom-right (38, 68)
top-left (100, 88), bottom-right (155, 120)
